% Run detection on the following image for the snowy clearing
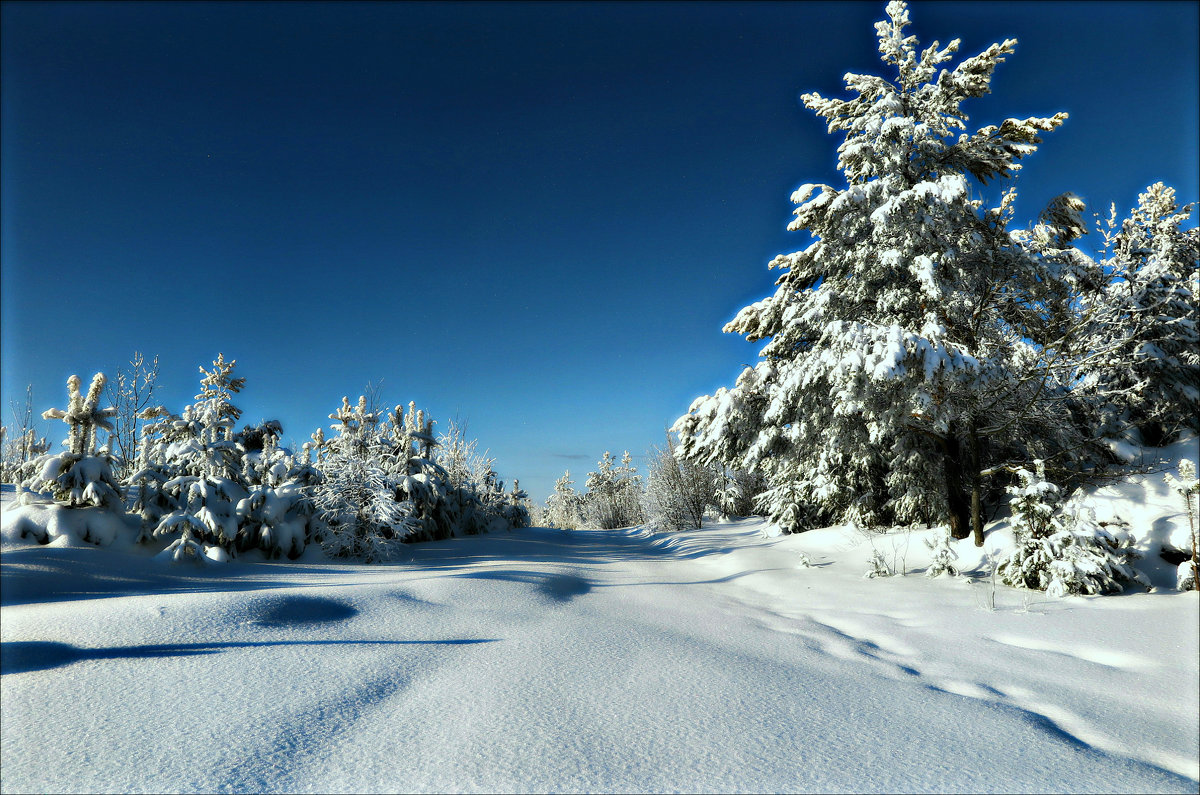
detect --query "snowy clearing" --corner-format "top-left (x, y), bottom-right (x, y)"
top-left (2, 490), bottom-right (1197, 793)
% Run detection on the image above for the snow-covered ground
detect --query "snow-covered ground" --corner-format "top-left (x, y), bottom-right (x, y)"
top-left (2, 469), bottom-right (1198, 793)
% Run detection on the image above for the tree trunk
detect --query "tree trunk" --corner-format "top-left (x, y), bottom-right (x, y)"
top-left (941, 430), bottom-right (971, 540)
top-left (968, 422), bottom-right (985, 547)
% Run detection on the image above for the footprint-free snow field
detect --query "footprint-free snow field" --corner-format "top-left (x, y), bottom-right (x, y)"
top-left (2, 520), bottom-right (1198, 793)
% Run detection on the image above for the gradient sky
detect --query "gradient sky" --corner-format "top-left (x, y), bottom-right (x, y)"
top-left (3, 1), bottom-right (1197, 504)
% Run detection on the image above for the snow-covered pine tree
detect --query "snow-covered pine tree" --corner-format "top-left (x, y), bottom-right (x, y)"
top-left (434, 419), bottom-right (505, 535)
top-left (995, 462), bottom-right (1147, 596)
top-left (674, 0), bottom-right (1078, 542)
top-left (714, 467), bottom-right (766, 519)
top-left (1077, 184), bottom-right (1199, 446)
top-left (235, 427), bottom-right (317, 559)
top-left (583, 451), bottom-right (645, 530)
top-left (435, 420), bottom-right (481, 492)
top-left (312, 395), bottom-right (416, 560)
top-left (545, 470), bottom-right (583, 530)
top-left (125, 409), bottom-right (174, 541)
top-left (149, 355), bottom-right (251, 557)
top-left (386, 400), bottom-right (452, 540)
top-left (8, 374), bottom-right (127, 546)
top-left (313, 451), bottom-right (414, 562)
top-left (503, 479), bottom-right (533, 530)
top-left (924, 528), bottom-right (959, 578)
top-left (864, 547), bottom-right (893, 579)
top-left (1165, 459), bottom-right (1199, 591)
top-left (31, 374), bottom-right (122, 510)
top-left (1, 427), bottom-right (49, 487)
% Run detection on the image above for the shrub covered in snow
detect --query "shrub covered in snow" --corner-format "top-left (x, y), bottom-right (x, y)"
top-left (642, 434), bottom-right (715, 532)
top-left (924, 529), bottom-right (960, 578)
top-left (1165, 459), bottom-right (1199, 591)
top-left (3, 355), bottom-right (529, 563)
top-left (28, 374), bottom-right (122, 509)
top-left (582, 451), bottom-right (644, 530)
top-left (2, 374), bottom-right (131, 546)
top-left (307, 396), bottom-right (530, 559)
top-left (544, 471), bottom-right (583, 530)
top-left (864, 548), bottom-right (893, 579)
top-left (996, 464), bottom-right (1148, 596)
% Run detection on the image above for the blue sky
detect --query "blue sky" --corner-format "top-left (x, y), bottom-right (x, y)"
top-left (2, 1), bottom-right (1197, 504)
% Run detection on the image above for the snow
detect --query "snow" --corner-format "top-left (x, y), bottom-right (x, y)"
top-left (2, 468), bottom-right (1196, 794)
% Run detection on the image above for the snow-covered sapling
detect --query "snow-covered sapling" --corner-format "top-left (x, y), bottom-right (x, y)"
top-left (864, 547), bottom-right (893, 579)
top-left (996, 463), bottom-right (1148, 596)
top-left (31, 373), bottom-right (122, 510)
top-left (545, 470), bottom-right (583, 531)
top-left (1164, 459), bottom-right (1199, 591)
top-left (925, 529), bottom-right (960, 578)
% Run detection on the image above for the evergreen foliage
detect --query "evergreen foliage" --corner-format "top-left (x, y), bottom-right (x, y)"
top-left (29, 374), bottom-right (122, 509)
top-left (714, 467), bottom-right (767, 519)
top-left (864, 548), bottom-right (893, 579)
top-left (1164, 459), bottom-right (1199, 591)
top-left (1078, 184), bottom-right (1200, 447)
top-left (544, 471), bottom-right (584, 530)
top-left (672, 0), bottom-right (1190, 547)
top-left (924, 529), bottom-right (959, 578)
top-left (583, 451), bottom-right (645, 530)
top-left (995, 463), bottom-right (1147, 596)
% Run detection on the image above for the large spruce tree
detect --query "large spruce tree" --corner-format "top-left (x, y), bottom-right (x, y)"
top-left (675, 1), bottom-right (1084, 542)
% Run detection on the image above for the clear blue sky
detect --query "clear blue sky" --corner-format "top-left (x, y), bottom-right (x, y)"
top-left (3, 1), bottom-right (1197, 504)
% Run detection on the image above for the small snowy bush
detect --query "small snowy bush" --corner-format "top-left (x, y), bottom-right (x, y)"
top-left (642, 434), bottom-right (714, 532)
top-left (544, 470), bottom-right (583, 530)
top-left (864, 548), bottom-right (892, 579)
top-left (314, 452), bottom-right (415, 562)
top-left (583, 451), bottom-right (644, 530)
top-left (1164, 459), bottom-right (1198, 591)
top-left (924, 529), bottom-right (960, 578)
top-left (1179, 561), bottom-right (1198, 592)
top-left (996, 463), bottom-right (1148, 596)
top-left (7, 374), bottom-right (133, 547)
top-left (28, 374), bottom-right (122, 509)
top-left (311, 396), bottom-right (417, 561)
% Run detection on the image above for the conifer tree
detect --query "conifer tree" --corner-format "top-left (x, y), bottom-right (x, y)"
top-left (545, 470), bottom-right (583, 530)
top-left (312, 395), bottom-right (415, 560)
top-left (995, 462), bottom-right (1147, 596)
top-left (149, 355), bottom-right (251, 556)
top-left (1078, 184), bottom-right (1199, 446)
top-left (584, 451), bottom-right (645, 529)
top-left (30, 373), bottom-right (121, 509)
top-left (675, 1), bottom-right (1080, 542)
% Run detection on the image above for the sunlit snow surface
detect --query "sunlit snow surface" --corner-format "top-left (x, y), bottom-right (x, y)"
top-left (1, 474), bottom-right (1197, 793)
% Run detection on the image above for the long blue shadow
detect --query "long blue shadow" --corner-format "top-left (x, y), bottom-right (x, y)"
top-left (1, 638), bottom-right (498, 676)
top-left (451, 570), bottom-right (591, 602)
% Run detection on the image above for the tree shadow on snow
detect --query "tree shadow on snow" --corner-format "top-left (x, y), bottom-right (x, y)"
top-left (402, 525), bottom-right (741, 575)
top-left (451, 570), bottom-right (592, 602)
top-left (0, 545), bottom-right (376, 607)
top-left (0, 637), bottom-right (499, 676)
top-left (254, 595), bottom-right (360, 626)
